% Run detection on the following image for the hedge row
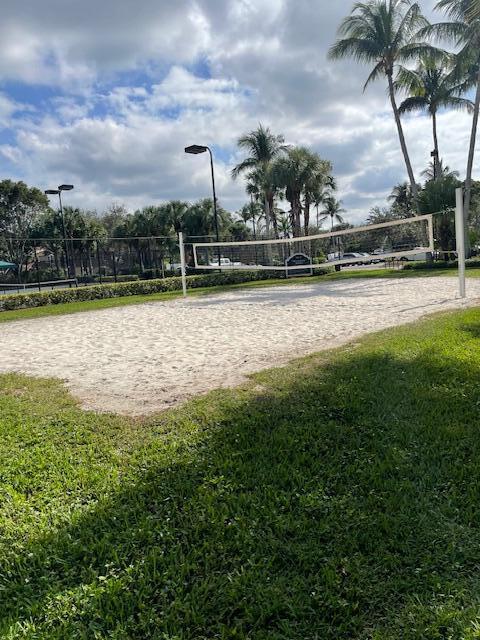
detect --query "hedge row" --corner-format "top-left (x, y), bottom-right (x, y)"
top-left (0, 268), bottom-right (331, 312)
top-left (402, 257), bottom-right (480, 271)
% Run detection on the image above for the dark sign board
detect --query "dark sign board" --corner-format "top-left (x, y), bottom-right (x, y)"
top-left (285, 253), bottom-right (312, 277)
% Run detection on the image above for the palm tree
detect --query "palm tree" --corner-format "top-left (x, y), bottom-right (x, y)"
top-left (421, 159), bottom-right (460, 180)
top-left (303, 161), bottom-right (334, 234)
top-left (237, 199), bottom-right (263, 237)
top-left (231, 124), bottom-right (288, 236)
top-left (277, 213), bottom-right (292, 238)
top-left (329, 0), bottom-right (430, 204)
top-left (271, 147), bottom-right (331, 236)
top-left (319, 196), bottom-right (346, 231)
top-left (163, 200), bottom-right (189, 235)
top-left (319, 196), bottom-right (347, 260)
top-left (387, 181), bottom-right (418, 215)
top-left (422, 0), bottom-right (480, 238)
top-left (244, 167), bottom-right (280, 237)
top-left (312, 178), bottom-right (337, 228)
top-left (396, 55), bottom-right (474, 179)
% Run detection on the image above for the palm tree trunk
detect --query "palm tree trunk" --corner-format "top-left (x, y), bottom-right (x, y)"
top-left (304, 194), bottom-right (310, 235)
top-left (264, 194), bottom-right (271, 237)
top-left (293, 197), bottom-right (302, 237)
top-left (268, 193), bottom-right (280, 239)
top-left (463, 67), bottom-right (480, 257)
top-left (432, 109), bottom-right (440, 181)
top-left (387, 72), bottom-right (419, 208)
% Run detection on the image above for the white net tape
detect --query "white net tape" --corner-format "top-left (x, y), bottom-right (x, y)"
top-left (190, 214), bottom-right (434, 272)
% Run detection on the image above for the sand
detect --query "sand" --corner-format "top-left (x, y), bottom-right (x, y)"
top-left (0, 277), bottom-right (478, 415)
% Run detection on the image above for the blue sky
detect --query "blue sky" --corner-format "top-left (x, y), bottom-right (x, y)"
top-left (0, 0), bottom-right (477, 223)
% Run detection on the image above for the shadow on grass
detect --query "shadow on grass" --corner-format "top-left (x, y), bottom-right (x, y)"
top-left (2, 322), bottom-right (480, 638)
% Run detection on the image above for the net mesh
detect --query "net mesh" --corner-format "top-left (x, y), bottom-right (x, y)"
top-left (190, 214), bottom-right (434, 272)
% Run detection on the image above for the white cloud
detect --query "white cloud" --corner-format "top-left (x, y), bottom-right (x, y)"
top-left (0, 0), bottom-right (478, 223)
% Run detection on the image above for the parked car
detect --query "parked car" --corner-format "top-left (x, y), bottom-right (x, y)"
top-left (397, 248), bottom-right (433, 262)
top-left (209, 257), bottom-right (243, 267)
top-left (338, 252), bottom-right (365, 266)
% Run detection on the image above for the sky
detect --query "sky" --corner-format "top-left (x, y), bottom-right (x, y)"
top-left (0, 0), bottom-right (476, 224)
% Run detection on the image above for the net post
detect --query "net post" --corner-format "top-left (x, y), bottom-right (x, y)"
top-left (178, 232), bottom-right (187, 297)
top-left (428, 215), bottom-right (434, 253)
top-left (455, 187), bottom-right (466, 299)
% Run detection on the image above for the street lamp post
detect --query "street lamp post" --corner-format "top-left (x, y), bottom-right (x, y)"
top-left (45, 184), bottom-right (75, 278)
top-left (185, 145), bottom-right (221, 266)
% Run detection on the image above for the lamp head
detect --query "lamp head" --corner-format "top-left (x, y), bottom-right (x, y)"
top-left (58, 184), bottom-right (74, 191)
top-left (185, 145), bottom-right (208, 155)
top-left (45, 189), bottom-right (60, 195)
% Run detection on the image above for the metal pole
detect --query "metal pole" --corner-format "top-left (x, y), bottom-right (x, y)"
top-left (456, 187), bottom-right (466, 299)
top-left (33, 240), bottom-right (41, 292)
top-left (111, 249), bottom-right (117, 283)
top-left (207, 147), bottom-right (221, 266)
top-left (96, 241), bottom-right (103, 284)
top-left (58, 191), bottom-right (71, 278)
top-left (207, 147), bottom-right (219, 243)
top-left (250, 195), bottom-right (256, 239)
top-left (178, 232), bottom-right (187, 297)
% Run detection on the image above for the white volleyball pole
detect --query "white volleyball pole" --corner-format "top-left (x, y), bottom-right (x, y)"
top-left (455, 187), bottom-right (466, 299)
top-left (178, 232), bottom-right (187, 297)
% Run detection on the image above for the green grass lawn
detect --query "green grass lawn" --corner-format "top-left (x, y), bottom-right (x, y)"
top-left (2, 307), bottom-right (480, 638)
top-left (1, 266), bottom-right (479, 324)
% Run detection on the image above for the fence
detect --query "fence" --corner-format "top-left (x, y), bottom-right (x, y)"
top-left (0, 236), bottom-right (183, 289)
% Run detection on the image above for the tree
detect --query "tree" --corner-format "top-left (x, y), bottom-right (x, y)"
top-left (231, 124), bottom-right (288, 236)
top-left (61, 207), bottom-right (107, 277)
top-left (271, 147), bottom-right (332, 236)
top-left (237, 200), bottom-right (263, 237)
top-left (0, 180), bottom-right (49, 280)
top-left (303, 160), bottom-right (334, 234)
top-left (421, 159), bottom-right (460, 180)
top-left (277, 213), bottom-right (292, 238)
top-left (423, 0), bottom-right (480, 245)
top-left (244, 167), bottom-right (280, 237)
top-left (318, 196), bottom-right (346, 230)
top-left (418, 173), bottom-right (462, 255)
top-left (182, 199), bottom-right (232, 238)
top-left (312, 178), bottom-right (337, 228)
top-left (329, 0), bottom-right (430, 204)
top-left (396, 55), bottom-right (474, 179)
top-left (387, 181), bottom-right (418, 215)
top-left (100, 203), bottom-right (128, 235)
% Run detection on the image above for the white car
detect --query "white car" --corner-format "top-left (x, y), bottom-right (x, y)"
top-left (209, 257), bottom-right (243, 267)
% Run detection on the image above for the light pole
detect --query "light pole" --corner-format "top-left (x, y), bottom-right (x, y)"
top-left (185, 145), bottom-right (220, 263)
top-left (45, 184), bottom-right (75, 278)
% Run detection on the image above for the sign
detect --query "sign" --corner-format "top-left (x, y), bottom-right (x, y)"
top-left (285, 253), bottom-right (312, 278)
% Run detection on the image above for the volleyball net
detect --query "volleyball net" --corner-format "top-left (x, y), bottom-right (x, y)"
top-left (188, 214), bottom-right (435, 273)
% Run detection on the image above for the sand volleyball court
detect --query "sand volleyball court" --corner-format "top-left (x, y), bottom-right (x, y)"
top-left (1, 277), bottom-right (479, 414)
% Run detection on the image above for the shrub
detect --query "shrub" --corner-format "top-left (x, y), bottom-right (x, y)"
top-left (402, 261), bottom-right (455, 271)
top-left (402, 257), bottom-right (480, 271)
top-left (0, 270), bottom-right (308, 312)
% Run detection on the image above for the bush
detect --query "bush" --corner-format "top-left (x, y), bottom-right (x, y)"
top-left (0, 270), bottom-right (296, 312)
top-left (402, 261), bottom-right (455, 271)
top-left (402, 257), bottom-right (480, 271)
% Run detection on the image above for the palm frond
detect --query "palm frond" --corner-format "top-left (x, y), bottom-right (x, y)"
top-left (398, 95), bottom-right (430, 113)
top-left (363, 60), bottom-right (385, 90)
top-left (440, 95), bottom-right (475, 112)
